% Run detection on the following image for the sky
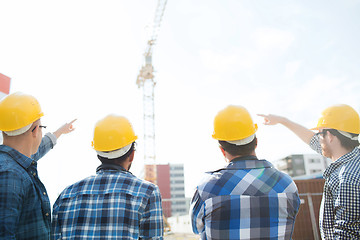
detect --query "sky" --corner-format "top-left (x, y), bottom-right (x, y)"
top-left (1, 0), bottom-right (360, 204)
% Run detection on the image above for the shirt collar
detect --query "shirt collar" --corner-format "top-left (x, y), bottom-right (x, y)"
top-left (0, 145), bottom-right (34, 169)
top-left (230, 155), bottom-right (258, 162)
top-left (323, 147), bottom-right (360, 178)
top-left (209, 156), bottom-right (273, 173)
top-left (96, 163), bottom-right (132, 174)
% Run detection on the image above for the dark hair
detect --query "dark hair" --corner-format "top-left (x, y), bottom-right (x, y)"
top-left (97, 142), bottom-right (136, 164)
top-left (325, 129), bottom-right (359, 150)
top-left (219, 137), bottom-right (257, 156)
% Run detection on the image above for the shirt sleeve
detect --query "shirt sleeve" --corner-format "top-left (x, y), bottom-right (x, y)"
top-left (309, 134), bottom-right (323, 155)
top-left (139, 186), bottom-right (164, 239)
top-left (31, 133), bottom-right (57, 161)
top-left (190, 188), bottom-right (205, 234)
top-left (0, 171), bottom-right (24, 240)
top-left (334, 181), bottom-right (360, 239)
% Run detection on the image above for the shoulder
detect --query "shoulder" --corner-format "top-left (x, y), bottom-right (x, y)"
top-left (58, 172), bottom-right (160, 200)
top-left (128, 175), bottom-right (160, 196)
top-left (197, 160), bottom-right (298, 196)
top-left (338, 153), bottom-right (360, 183)
top-left (257, 160), bottom-right (298, 188)
top-left (0, 155), bottom-right (19, 172)
top-left (195, 168), bottom-right (237, 199)
top-left (0, 153), bottom-right (31, 182)
top-left (0, 161), bottom-right (32, 198)
top-left (57, 175), bottom-right (97, 199)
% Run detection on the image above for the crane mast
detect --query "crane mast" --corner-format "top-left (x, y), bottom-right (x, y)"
top-left (136, 0), bottom-right (167, 178)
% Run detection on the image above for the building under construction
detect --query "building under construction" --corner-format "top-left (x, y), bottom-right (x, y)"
top-left (145, 163), bottom-right (189, 218)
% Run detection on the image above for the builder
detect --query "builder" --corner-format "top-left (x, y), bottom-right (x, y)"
top-left (190, 105), bottom-right (300, 239)
top-left (0, 92), bottom-right (76, 239)
top-left (52, 115), bottom-right (164, 239)
top-left (259, 104), bottom-right (360, 239)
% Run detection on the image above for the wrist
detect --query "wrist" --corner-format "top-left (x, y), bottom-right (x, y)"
top-left (279, 116), bottom-right (289, 125)
top-left (53, 130), bottom-right (61, 139)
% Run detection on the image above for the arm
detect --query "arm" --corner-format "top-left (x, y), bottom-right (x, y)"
top-left (139, 186), bottom-right (164, 239)
top-left (0, 171), bottom-right (24, 239)
top-left (257, 114), bottom-right (315, 145)
top-left (52, 119), bottom-right (76, 140)
top-left (31, 119), bottom-right (76, 161)
top-left (31, 133), bottom-right (56, 161)
top-left (190, 188), bottom-right (205, 234)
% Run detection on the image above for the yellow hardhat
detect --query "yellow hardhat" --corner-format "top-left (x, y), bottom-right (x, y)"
top-left (212, 105), bottom-right (258, 141)
top-left (92, 115), bottom-right (138, 152)
top-left (312, 104), bottom-right (360, 134)
top-left (0, 92), bottom-right (44, 132)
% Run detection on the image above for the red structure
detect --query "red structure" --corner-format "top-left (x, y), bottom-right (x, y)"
top-left (156, 164), bottom-right (172, 217)
top-left (0, 73), bottom-right (11, 95)
top-left (144, 163), bottom-right (187, 218)
top-left (293, 179), bottom-right (324, 240)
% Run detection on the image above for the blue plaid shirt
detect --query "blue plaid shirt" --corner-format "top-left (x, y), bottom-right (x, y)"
top-left (51, 164), bottom-right (164, 239)
top-left (0, 133), bottom-right (56, 240)
top-left (190, 156), bottom-right (300, 240)
top-left (310, 136), bottom-right (360, 239)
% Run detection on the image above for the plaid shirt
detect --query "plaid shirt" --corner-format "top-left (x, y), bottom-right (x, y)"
top-left (310, 136), bottom-right (360, 239)
top-left (52, 164), bottom-right (164, 239)
top-left (0, 133), bottom-right (56, 240)
top-left (190, 156), bottom-right (300, 240)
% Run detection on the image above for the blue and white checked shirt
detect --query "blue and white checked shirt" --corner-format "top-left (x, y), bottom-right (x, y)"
top-left (310, 135), bottom-right (360, 239)
top-left (52, 164), bottom-right (164, 240)
top-left (190, 156), bottom-right (300, 240)
top-left (0, 133), bottom-right (56, 240)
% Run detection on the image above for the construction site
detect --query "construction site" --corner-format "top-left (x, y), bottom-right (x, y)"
top-left (1, 0), bottom-right (360, 239)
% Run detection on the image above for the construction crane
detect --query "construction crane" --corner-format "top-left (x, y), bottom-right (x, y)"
top-left (136, 0), bottom-right (168, 184)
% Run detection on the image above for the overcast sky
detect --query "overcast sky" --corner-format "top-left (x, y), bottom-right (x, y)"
top-left (1, 0), bottom-right (360, 203)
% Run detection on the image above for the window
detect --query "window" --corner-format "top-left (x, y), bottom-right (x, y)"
top-left (309, 158), bottom-right (321, 163)
top-left (294, 158), bottom-right (303, 164)
top-left (170, 180), bottom-right (184, 184)
top-left (310, 169), bottom-right (321, 174)
top-left (171, 166), bottom-right (183, 170)
top-left (171, 173), bottom-right (184, 177)
top-left (172, 194), bottom-right (185, 198)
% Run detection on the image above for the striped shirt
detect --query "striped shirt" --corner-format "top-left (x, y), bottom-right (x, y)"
top-left (51, 164), bottom-right (164, 239)
top-left (190, 156), bottom-right (300, 240)
top-left (310, 136), bottom-right (360, 239)
top-left (0, 133), bottom-right (56, 240)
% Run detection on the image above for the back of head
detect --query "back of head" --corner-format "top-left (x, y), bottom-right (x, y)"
top-left (92, 115), bottom-right (138, 160)
top-left (0, 92), bottom-right (43, 136)
top-left (213, 105), bottom-right (258, 155)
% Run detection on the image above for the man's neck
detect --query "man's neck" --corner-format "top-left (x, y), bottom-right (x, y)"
top-left (99, 159), bottom-right (129, 171)
top-left (227, 152), bottom-right (257, 162)
top-left (331, 147), bottom-right (353, 162)
top-left (3, 138), bottom-right (32, 158)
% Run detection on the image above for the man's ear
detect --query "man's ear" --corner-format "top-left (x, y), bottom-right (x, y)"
top-left (219, 146), bottom-right (226, 157)
top-left (325, 131), bottom-right (335, 143)
top-left (128, 150), bottom-right (135, 163)
top-left (31, 126), bottom-right (38, 139)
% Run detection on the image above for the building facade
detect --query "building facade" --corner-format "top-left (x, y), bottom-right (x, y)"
top-left (275, 154), bottom-right (331, 178)
top-left (169, 164), bottom-right (187, 216)
top-left (144, 163), bottom-right (188, 218)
